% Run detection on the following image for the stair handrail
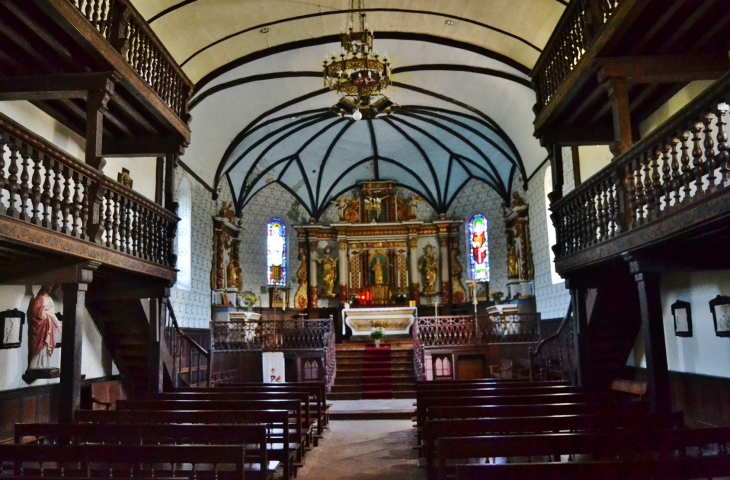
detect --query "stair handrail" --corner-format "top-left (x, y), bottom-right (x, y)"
top-left (166, 301), bottom-right (211, 387)
top-left (324, 315), bottom-right (336, 392)
top-left (529, 303), bottom-right (573, 382)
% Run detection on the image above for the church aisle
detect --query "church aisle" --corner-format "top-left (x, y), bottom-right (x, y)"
top-left (298, 420), bottom-right (424, 479)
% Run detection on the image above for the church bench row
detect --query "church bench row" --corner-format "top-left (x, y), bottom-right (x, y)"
top-left (0, 444), bottom-right (247, 479)
top-left (15, 423), bottom-right (275, 480)
top-left (455, 456), bottom-right (730, 480)
top-left (436, 428), bottom-right (730, 480)
top-left (75, 409), bottom-right (297, 479)
top-left (422, 411), bottom-right (684, 480)
top-left (117, 398), bottom-right (311, 453)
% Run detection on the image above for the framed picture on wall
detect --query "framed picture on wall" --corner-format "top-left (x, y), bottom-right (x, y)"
top-left (671, 300), bottom-right (692, 337)
top-left (0, 309), bottom-right (25, 349)
top-left (709, 295), bottom-right (730, 337)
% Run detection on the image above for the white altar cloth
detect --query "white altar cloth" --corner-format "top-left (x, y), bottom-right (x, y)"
top-left (342, 306), bottom-right (417, 336)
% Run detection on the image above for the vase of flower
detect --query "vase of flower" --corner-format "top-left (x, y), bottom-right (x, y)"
top-left (370, 328), bottom-right (384, 348)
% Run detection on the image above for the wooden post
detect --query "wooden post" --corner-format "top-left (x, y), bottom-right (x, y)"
top-left (567, 282), bottom-right (589, 388)
top-left (164, 153), bottom-right (178, 213)
top-left (155, 156), bottom-right (164, 205)
top-left (548, 144), bottom-right (564, 203)
top-left (58, 280), bottom-right (89, 423)
top-left (634, 271), bottom-right (671, 412)
top-left (148, 297), bottom-right (164, 395)
top-left (605, 77), bottom-right (633, 157)
top-left (85, 83), bottom-right (114, 170)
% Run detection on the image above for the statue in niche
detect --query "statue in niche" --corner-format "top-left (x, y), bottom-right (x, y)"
top-left (419, 244), bottom-right (439, 297)
top-left (227, 260), bottom-right (240, 290)
top-left (218, 201), bottom-right (235, 223)
top-left (293, 245), bottom-right (309, 309)
top-left (316, 244), bottom-right (338, 298)
top-left (511, 192), bottom-right (525, 208)
top-left (507, 241), bottom-right (519, 279)
top-left (364, 195), bottom-right (388, 222)
top-left (117, 168), bottom-right (133, 188)
top-left (26, 285), bottom-right (61, 378)
top-left (450, 245), bottom-right (467, 304)
top-left (373, 258), bottom-right (385, 286)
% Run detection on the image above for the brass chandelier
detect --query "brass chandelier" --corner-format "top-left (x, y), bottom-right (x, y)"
top-left (323, 0), bottom-right (396, 120)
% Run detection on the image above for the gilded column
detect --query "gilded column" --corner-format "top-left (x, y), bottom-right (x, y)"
top-left (408, 234), bottom-right (420, 304)
top-left (293, 239), bottom-right (309, 309)
top-left (309, 240), bottom-right (319, 308)
top-left (449, 233), bottom-right (467, 304)
top-left (338, 238), bottom-right (348, 306)
top-left (438, 232), bottom-right (450, 305)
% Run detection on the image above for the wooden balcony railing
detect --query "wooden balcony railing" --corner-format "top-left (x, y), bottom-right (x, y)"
top-left (532, 0), bottom-right (623, 113)
top-left (211, 318), bottom-right (334, 352)
top-left (68, 0), bottom-right (192, 121)
top-left (0, 112), bottom-right (178, 269)
top-left (415, 314), bottom-right (540, 348)
top-left (552, 70), bottom-right (730, 265)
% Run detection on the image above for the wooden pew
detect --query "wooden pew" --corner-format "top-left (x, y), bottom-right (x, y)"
top-left (15, 423), bottom-right (275, 480)
top-left (416, 379), bottom-right (569, 389)
top-left (423, 411), bottom-right (683, 480)
top-left (75, 409), bottom-right (297, 479)
top-left (117, 398), bottom-right (309, 453)
top-left (436, 427), bottom-right (730, 480)
top-left (455, 456), bottom-right (730, 480)
top-left (0, 444), bottom-right (246, 479)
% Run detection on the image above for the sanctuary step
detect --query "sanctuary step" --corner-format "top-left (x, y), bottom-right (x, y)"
top-left (330, 341), bottom-right (416, 400)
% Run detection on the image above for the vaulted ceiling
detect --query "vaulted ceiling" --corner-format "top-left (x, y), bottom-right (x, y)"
top-left (133, 0), bottom-right (566, 216)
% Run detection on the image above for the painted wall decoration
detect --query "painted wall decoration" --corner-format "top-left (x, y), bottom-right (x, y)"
top-left (267, 218), bottom-right (287, 286)
top-left (469, 214), bottom-right (490, 282)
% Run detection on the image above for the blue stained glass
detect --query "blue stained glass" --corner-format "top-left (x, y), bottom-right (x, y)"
top-left (469, 214), bottom-right (489, 282)
top-left (267, 218), bottom-right (287, 286)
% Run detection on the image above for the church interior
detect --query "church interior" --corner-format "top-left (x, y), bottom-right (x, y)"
top-left (2, 0), bottom-right (730, 477)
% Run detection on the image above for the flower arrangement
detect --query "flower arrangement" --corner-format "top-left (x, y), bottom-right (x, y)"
top-left (369, 327), bottom-right (384, 340)
top-left (488, 291), bottom-right (504, 304)
top-left (243, 294), bottom-right (259, 311)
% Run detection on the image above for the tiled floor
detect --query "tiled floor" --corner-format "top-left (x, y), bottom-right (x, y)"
top-left (298, 420), bottom-right (425, 480)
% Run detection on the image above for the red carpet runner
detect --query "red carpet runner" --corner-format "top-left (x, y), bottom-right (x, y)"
top-left (361, 346), bottom-right (393, 399)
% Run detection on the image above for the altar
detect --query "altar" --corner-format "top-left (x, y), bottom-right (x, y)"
top-left (342, 306), bottom-right (417, 336)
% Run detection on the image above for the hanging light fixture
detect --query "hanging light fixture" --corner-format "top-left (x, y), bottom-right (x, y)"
top-left (323, 0), bottom-right (396, 120)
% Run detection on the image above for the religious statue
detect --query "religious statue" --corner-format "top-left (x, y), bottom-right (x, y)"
top-left (332, 198), bottom-right (348, 221)
top-left (226, 260), bottom-right (240, 290)
top-left (408, 197), bottom-right (422, 219)
top-left (364, 195), bottom-right (388, 222)
top-left (117, 168), bottom-right (133, 188)
top-left (26, 285), bottom-right (60, 374)
top-left (507, 241), bottom-right (519, 279)
top-left (512, 191), bottom-right (525, 208)
top-left (450, 245), bottom-right (467, 304)
top-left (373, 257), bottom-right (385, 286)
top-left (316, 245), bottom-right (338, 298)
top-left (419, 244), bottom-right (438, 296)
top-left (218, 201), bottom-right (235, 223)
top-left (293, 245), bottom-right (309, 309)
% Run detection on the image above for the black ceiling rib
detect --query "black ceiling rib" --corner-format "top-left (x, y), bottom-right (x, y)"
top-left (388, 114), bottom-right (506, 197)
top-left (190, 71), bottom-right (322, 110)
top-left (371, 157), bottom-right (443, 211)
top-left (367, 119), bottom-right (379, 178)
top-left (392, 82), bottom-right (528, 185)
top-left (224, 112), bottom-right (333, 177)
top-left (237, 155), bottom-right (295, 205)
top-left (213, 89), bottom-right (331, 190)
top-left (292, 155), bottom-right (317, 210)
top-left (242, 179), bottom-right (316, 218)
top-left (406, 105), bottom-right (501, 139)
top-left (455, 155), bottom-right (509, 201)
top-left (380, 116), bottom-right (442, 206)
top-left (315, 120), bottom-right (356, 203)
top-left (392, 64), bottom-right (532, 89)
top-left (181, 9), bottom-right (541, 68)
top-left (526, 156), bottom-right (551, 184)
top-left (443, 155), bottom-right (455, 202)
top-left (195, 33), bottom-right (533, 92)
top-left (402, 108), bottom-right (520, 170)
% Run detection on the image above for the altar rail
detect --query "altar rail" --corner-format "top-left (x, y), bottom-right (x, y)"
top-left (68, 0), bottom-right (193, 120)
top-left (211, 318), bottom-right (334, 352)
top-left (0, 112), bottom-right (178, 269)
top-left (532, 0), bottom-right (623, 114)
top-left (415, 313), bottom-right (541, 348)
top-left (552, 69), bottom-right (730, 267)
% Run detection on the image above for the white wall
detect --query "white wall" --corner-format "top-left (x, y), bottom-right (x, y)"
top-left (578, 145), bottom-right (612, 183)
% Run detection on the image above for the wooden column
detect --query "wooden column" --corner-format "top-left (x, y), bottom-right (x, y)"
top-left (164, 153), bottom-right (178, 212)
top-left (634, 271), bottom-right (671, 412)
top-left (605, 77), bottom-right (633, 157)
top-left (338, 238), bottom-right (348, 306)
top-left (85, 80), bottom-right (115, 171)
top-left (148, 297), bottom-right (164, 395)
top-left (549, 144), bottom-right (564, 202)
top-left (308, 238), bottom-right (318, 312)
top-left (155, 156), bottom-right (164, 205)
top-left (567, 282), bottom-right (589, 388)
top-left (59, 272), bottom-right (92, 424)
top-left (438, 233), bottom-right (450, 306)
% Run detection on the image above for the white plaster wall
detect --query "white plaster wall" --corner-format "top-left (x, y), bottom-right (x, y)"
top-left (0, 285), bottom-right (117, 391)
top-left (578, 145), bottom-right (612, 184)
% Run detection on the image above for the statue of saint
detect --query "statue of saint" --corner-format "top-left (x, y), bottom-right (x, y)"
top-left (27, 285), bottom-right (60, 371)
top-left (227, 260), bottom-right (240, 290)
top-left (364, 195), bottom-right (388, 221)
top-left (507, 242), bottom-right (519, 278)
top-left (419, 244), bottom-right (438, 296)
top-left (316, 245), bottom-right (338, 298)
top-left (373, 257), bottom-right (385, 286)
top-left (332, 198), bottom-right (348, 221)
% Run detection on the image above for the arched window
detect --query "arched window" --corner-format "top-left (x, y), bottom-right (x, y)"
top-left (304, 360), bottom-right (319, 380)
top-left (545, 166), bottom-right (563, 284)
top-left (267, 218), bottom-right (287, 286)
top-left (468, 214), bottom-right (490, 282)
top-left (176, 177), bottom-right (192, 290)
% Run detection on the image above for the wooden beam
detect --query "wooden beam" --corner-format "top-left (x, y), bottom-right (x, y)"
top-left (571, 146), bottom-right (581, 187)
top-left (539, 125), bottom-right (615, 146)
top-left (596, 54), bottom-right (728, 85)
top-left (90, 282), bottom-right (171, 300)
top-left (102, 136), bottom-right (185, 157)
top-left (0, 259), bottom-right (96, 285)
top-left (604, 77), bottom-right (633, 157)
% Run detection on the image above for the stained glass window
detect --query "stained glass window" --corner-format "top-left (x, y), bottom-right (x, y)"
top-left (469, 214), bottom-right (489, 282)
top-left (267, 218), bottom-right (287, 286)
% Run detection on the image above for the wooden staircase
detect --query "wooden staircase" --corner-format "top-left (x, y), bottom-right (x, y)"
top-left (329, 339), bottom-right (416, 400)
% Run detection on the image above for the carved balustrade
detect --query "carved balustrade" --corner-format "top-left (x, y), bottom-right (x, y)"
top-left (416, 316), bottom-right (476, 347)
top-left (412, 317), bottom-right (426, 381)
top-left (68, 0), bottom-right (192, 120)
top-left (0, 113), bottom-right (178, 269)
top-left (324, 320), bottom-right (336, 392)
top-left (477, 313), bottom-right (541, 343)
top-left (552, 70), bottom-right (730, 264)
top-left (529, 305), bottom-right (576, 383)
top-left (532, 0), bottom-right (623, 113)
top-left (211, 318), bottom-right (334, 352)
top-left (416, 313), bottom-right (539, 348)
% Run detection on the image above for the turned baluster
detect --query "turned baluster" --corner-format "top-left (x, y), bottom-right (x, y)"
top-left (680, 131), bottom-right (692, 202)
top-left (0, 133), bottom-right (6, 214)
top-left (80, 175), bottom-right (90, 240)
top-left (29, 150), bottom-right (42, 225)
top-left (140, 208), bottom-right (149, 260)
top-left (670, 137), bottom-right (681, 208)
top-left (717, 103), bottom-right (730, 187)
top-left (61, 166), bottom-right (73, 234)
top-left (103, 192), bottom-right (113, 248)
top-left (117, 195), bottom-right (127, 253)
top-left (589, 188), bottom-right (599, 245)
top-left (18, 145), bottom-right (31, 221)
top-left (70, 173), bottom-right (82, 237)
top-left (40, 157), bottom-right (52, 227)
top-left (601, 182), bottom-right (610, 241)
top-left (584, 192), bottom-right (593, 248)
top-left (641, 151), bottom-right (655, 221)
top-left (6, 139), bottom-right (20, 218)
top-left (704, 112), bottom-right (717, 192)
top-left (633, 158), bottom-right (644, 225)
top-left (84, 0), bottom-right (94, 23)
top-left (650, 148), bottom-right (662, 219)
top-left (610, 171), bottom-right (621, 236)
top-left (112, 191), bottom-right (121, 250)
top-left (155, 213), bottom-right (164, 263)
top-left (660, 143), bottom-right (671, 213)
top-left (691, 123), bottom-right (705, 197)
top-left (50, 161), bottom-right (63, 230)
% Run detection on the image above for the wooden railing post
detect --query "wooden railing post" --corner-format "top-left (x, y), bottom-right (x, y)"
top-left (108, 1), bottom-right (131, 57)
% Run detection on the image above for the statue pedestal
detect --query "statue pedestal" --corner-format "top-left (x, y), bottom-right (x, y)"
top-left (342, 306), bottom-right (417, 336)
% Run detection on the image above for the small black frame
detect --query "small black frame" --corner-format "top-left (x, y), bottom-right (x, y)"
top-left (709, 295), bottom-right (730, 337)
top-left (671, 300), bottom-right (692, 337)
top-left (0, 308), bottom-right (25, 349)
